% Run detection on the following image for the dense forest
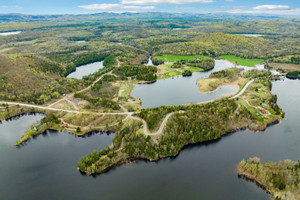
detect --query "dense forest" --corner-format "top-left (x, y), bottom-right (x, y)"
top-left (78, 95), bottom-right (284, 174)
top-left (238, 158), bottom-right (300, 200)
top-left (286, 71), bottom-right (300, 79)
top-left (0, 13), bottom-right (299, 104)
top-left (170, 58), bottom-right (215, 71)
top-left (0, 13), bottom-right (296, 186)
top-left (113, 65), bottom-right (158, 82)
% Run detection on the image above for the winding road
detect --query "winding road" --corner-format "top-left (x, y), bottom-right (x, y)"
top-left (1, 77), bottom-right (254, 137)
top-left (0, 101), bottom-right (133, 115)
top-left (230, 79), bottom-right (254, 99)
top-left (128, 112), bottom-right (178, 136)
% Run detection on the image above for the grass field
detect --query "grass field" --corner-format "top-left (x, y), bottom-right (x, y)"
top-left (155, 54), bottom-right (210, 62)
top-left (162, 70), bottom-right (182, 78)
top-left (219, 55), bottom-right (264, 67)
top-left (157, 65), bottom-right (203, 79)
top-left (188, 66), bottom-right (204, 72)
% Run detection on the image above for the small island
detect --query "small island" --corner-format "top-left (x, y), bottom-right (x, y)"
top-left (238, 157), bottom-right (300, 200)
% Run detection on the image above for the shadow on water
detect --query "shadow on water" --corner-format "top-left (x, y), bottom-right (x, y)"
top-left (3, 112), bottom-right (46, 122)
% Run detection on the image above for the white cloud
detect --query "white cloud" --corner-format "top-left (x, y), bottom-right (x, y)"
top-left (79, 4), bottom-right (154, 11)
top-left (120, 0), bottom-right (215, 5)
top-left (223, 4), bottom-right (300, 15)
top-left (226, 8), bottom-right (300, 15)
top-left (253, 5), bottom-right (290, 10)
top-left (0, 5), bottom-right (22, 10)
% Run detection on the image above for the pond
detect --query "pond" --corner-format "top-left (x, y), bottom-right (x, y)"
top-left (67, 61), bottom-right (104, 79)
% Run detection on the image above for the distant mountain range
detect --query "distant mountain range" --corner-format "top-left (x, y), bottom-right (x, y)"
top-left (0, 12), bottom-right (289, 23)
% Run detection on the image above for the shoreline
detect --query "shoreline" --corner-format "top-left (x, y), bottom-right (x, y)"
top-left (79, 114), bottom-right (282, 175)
top-left (237, 172), bottom-right (272, 198)
top-left (197, 79), bottom-right (240, 94)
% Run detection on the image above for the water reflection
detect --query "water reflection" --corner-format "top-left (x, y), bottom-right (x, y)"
top-left (67, 61), bottom-right (104, 79)
top-left (132, 60), bottom-right (264, 108)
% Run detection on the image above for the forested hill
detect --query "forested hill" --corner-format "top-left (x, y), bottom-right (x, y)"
top-left (0, 12), bottom-right (299, 105)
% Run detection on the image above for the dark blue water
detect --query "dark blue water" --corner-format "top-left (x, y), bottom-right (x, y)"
top-left (132, 60), bottom-right (261, 108)
top-left (0, 78), bottom-right (299, 199)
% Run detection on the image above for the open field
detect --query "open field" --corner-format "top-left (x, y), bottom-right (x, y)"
top-left (269, 63), bottom-right (300, 72)
top-left (154, 54), bottom-right (210, 62)
top-left (161, 70), bottom-right (182, 78)
top-left (219, 55), bottom-right (264, 67)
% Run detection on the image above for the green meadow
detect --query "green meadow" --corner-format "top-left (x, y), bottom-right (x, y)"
top-left (155, 54), bottom-right (210, 62)
top-left (219, 55), bottom-right (264, 67)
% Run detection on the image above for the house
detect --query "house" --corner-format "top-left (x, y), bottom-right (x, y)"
top-left (260, 109), bottom-right (267, 114)
top-left (34, 125), bottom-right (41, 131)
top-left (62, 124), bottom-right (68, 128)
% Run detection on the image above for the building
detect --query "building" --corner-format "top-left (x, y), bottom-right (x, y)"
top-left (260, 109), bottom-right (267, 114)
top-left (34, 125), bottom-right (41, 131)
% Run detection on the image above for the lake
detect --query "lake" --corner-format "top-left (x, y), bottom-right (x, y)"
top-left (1, 56), bottom-right (299, 199)
top-left (233, 33), bottom-right (266, 37)
top-left (0, 31), bottom-right (22, 36)
top-left (1, 79), bottom-right (299, 199)
top-left (132, 60), bottom-right (262, 108)
top-left (75, 40), bottom-right (86, 43)
top-left (67, 61), bottom-right (104, 79)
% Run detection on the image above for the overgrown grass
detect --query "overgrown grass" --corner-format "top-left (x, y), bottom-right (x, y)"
top-left (188, 66), bottom-right (204, 72)
top-left (162, 70), bottom-right (182, 78)
top-left (155, 54), bottom-right (210, 62)
top-left (219, 55), bottom-right (264, 67)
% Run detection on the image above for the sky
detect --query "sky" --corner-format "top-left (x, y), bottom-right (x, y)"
top-left (0, 0), bottom-right (299, 16)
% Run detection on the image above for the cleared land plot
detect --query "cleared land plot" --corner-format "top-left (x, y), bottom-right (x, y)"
top-left (219, 55), bottom-right (263, 67)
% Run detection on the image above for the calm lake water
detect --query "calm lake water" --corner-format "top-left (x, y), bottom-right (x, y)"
top-left (132, 60), bottom-right (261, 108)
top-left (0, 31), bottom-right (22, 36)
top-left (1, 64), bottom-right (299, 199)
top-left (75, 40), bottom-right (86, 43)
top-left (67, 61), bottom-right (104, 79)
top-left (233, 33), bottom-right (266, 37)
